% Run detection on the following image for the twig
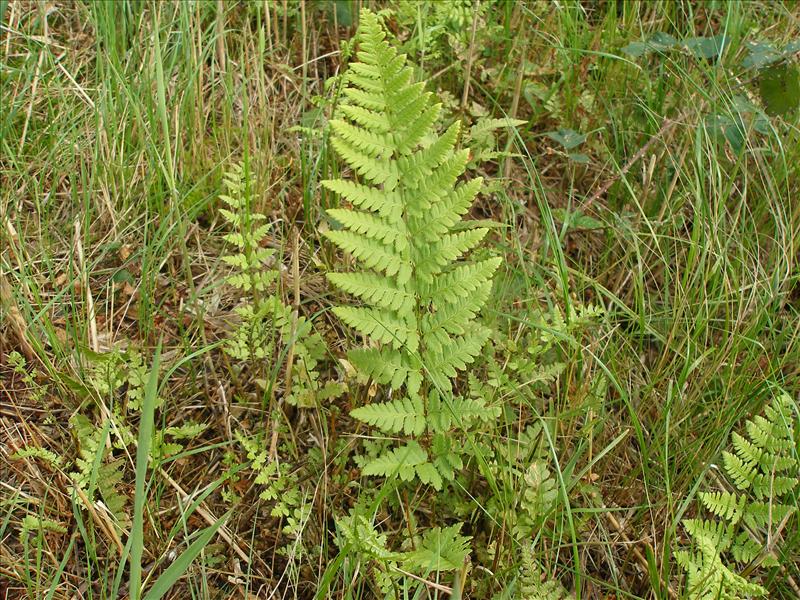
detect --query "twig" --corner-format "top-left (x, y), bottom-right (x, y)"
top-left (1, 217), bottom-right (36, 362)
top-left (157, 467), bottom-right (253, 567)
top-left (602, 505), bottom-right (678, 599)
top-left (74, 220), bottom-right (99, 353)
top-left (269, 229), bottom-right (300, 460)
top-left (460, 0), bottom-right (480, 110)
top-left (583, 112), bottom-right (687, 209)
top-left (18, 4), bottom-right (47, 154)
top-left (393, 567), bottom-right (454, 595)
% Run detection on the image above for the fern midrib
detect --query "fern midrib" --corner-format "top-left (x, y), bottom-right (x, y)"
top-left (364, 28), bottom-right (427, 389)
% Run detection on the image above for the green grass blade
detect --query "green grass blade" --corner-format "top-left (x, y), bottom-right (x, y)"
top-left (141, 511), bottom-right (230, 600)
top-left (129, 342), bottom-right (162, 600)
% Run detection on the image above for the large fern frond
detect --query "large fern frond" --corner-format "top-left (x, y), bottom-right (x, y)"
top-left (322, 9), bottom-right (500, 487)
top-left (676, 391), bottom-right (798, 598)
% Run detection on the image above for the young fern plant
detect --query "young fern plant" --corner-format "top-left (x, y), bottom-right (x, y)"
top-left (220, 163), bottom-right (332, 407)
top-left (676, 391), bottom-right (799, 599)
top-left (322, 10), bottom-right (500, 488)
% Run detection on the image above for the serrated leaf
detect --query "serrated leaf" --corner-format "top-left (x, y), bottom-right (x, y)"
top-left (404, 524), bottom-right (471, 572)
top-left (621, 41), bottom-right (649, 58)
top-left (684, 35), bottom-right (727, 60)
top-left (545, 128), bottom-right (586, 150)
top-left (759, 62), bottom-right (800, 116)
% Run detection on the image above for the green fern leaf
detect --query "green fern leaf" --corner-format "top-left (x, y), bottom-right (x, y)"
top-left (321, 179), bottom-right (402, 222)
top-left (333, 306), bottom-right (415, 350)
top-left (731, 532), bottom-right (762, 564)
top-left (404, 524), bottom-right (471, 572)
top-left (362, 441), bottom-right (427, 482)
top-left (742, 500), bottom-right (795, 529)
top-left (415, 461), bottom-right (443, 489)
top-left (324, 229), bottom-right (411, 283)
top-left (424, 326), bottom-right (492, 391)
top-left (327, 208), bottom-right (408, 250)
top-left (426, 389), bottom-right (500, 432)
top-left (698, 491), bottom-right (747, 524)
top-left (419, 257), bottom-right (502, 303)
top-left (327, 272), bottom-right (414, 313)
top-left (351, 396), bottom-right (425, 436)
top-left (329, 119), bottom-right (393, 159)
top-left (322, 9), bottom-right (500, 487)
top-left (677, 390), bottom-right (798, 598)
top-left (348, 346), bottom-right (414, 389)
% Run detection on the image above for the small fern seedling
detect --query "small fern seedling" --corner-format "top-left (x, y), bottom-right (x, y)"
top-left (220, 163), bottom-right (334, 407)
top-left (322, 9), bottom-right (501, 488)
top-left (219, 163), bottom-right (280, 364)
top-left (70, 413), bottom-right (130, 533)
top-left (676, 391), bottom-right (799, 599)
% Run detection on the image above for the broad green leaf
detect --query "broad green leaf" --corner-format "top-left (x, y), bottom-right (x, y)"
top-left (545, 128), bottom-right (586, 150)
top-left (758, 62), bottom-right (800, 116)
top-left (552, 208), bottom-right (604, 230)
top-left (684, 35), bottom-right (727, 60)
top-left (649, 31), bottom-right (678, 50)
top-left (742, 41), bottom-right (781, 69)
top-left (332, 0), bottom-right (355, 27)
top-left (404, 524), bottom-right (471, 572)
top-left (621, 41), bottom-right (649, 58)
top-left (142, 512), bottom-right (230, 600)
top-left (704, 114), bottom-right (745, 153)
top-left (621, 32), bottom-right (677, 58)
top-left (568, 152), bottom-right (590, 164)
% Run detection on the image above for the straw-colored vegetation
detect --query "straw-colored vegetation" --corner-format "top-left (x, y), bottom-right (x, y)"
top-left (1, 1), bottom-right (799, 598)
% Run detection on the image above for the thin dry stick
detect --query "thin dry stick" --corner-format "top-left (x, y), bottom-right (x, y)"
top-left (460, 0), bottom-right (480, 110)
top-left (270, 229), bottom-right (300, 460)
top-left (19, 4), bottom-right (48, 153)
top-left (74, 220), bottom-right (99, 353)
top-left (503, 17), bottom-right (527, 179)
top-left (72, 477), bottom-right (125, 554)
top-left (263, 0), bottom-right (273, 53)
top-left (300, 0), bottom-right (307, 87)
top-left (583, 112), bottom-right (686, 209)
top-left (90, 379), bottom-right (255, 568)
top-left (3, 0), bottom-right (15, 56)
top-left (601, 505), bottom-right (678, 599)
top-left (157, 467), bottom-right (254, 567)
top-left (282, 0), bottom-right (288, 48)
top-left (0, 269), bottom-right (36, 363)
top-left (393, 568), bottom-right (454, 595)
top-left (215, 0), bottom-right (226, 69)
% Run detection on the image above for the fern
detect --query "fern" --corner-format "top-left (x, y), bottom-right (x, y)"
top-left (335, 511), bottom-right (472, 593)
top-left (19, 515), bottom-right (67, 539)
top-left (405, 524), bottom-right (471, 572)
top-left (220, 163), bottom-right (336, 408)
top-left (517, 544), bottom-right (574, 600)
top-left (8, 350), bottom-right (47, 403)
top-left (676, 391), bottom-right (799, 598)
top-left (323, 9), bottom-right (500, 487)
top-left (233, 431), bottom-right (300, 518)
top-left (70, 414), bottom-right (130, 532)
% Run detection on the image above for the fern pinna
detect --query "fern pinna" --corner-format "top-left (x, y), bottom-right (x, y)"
top-left (323, 10), bottom-right (500, 488)
top-left (676, 392), bottom-right (799, 599)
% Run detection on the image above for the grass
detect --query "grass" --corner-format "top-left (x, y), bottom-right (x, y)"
top-left (1, 0), bottom-right (799, 598)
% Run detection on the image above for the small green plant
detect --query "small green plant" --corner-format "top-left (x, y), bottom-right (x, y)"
top-left (335, 510), bottom-right (471, 595)
top-left (8, 350), bottom-right (47, 403)
top-left (676, 391), bottom-right (799, 598)
top-left (233, 431), bottom-right (300, 518)
top-left (70, 413), bottom-right (130, 532)
top-left (219, 162), bottom-right (337, 407)
top-left (323, 9), bottom-right (501, 489)
top-left (516, 543), bottom-right (574, 600)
